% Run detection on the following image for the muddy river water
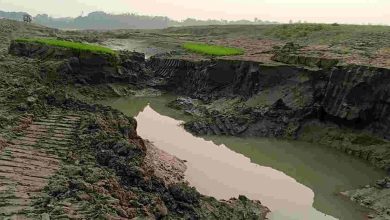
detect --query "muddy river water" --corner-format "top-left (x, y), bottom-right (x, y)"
top-left (102, 95), bottom-right (386, 220)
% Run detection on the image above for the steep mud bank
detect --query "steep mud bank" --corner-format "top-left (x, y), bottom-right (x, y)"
top-left (147, 57), bottom-right (326, 136)
top-left (148, 57), bottom-right (390, 139)
top-left (9, 40), bottom-right (147, 84)
top-left (147, 57), bottom-right (327, 99)
top-left (147, 57), bottom-right (390, 168)
top-left (322, 65), bottom-right (390, 138)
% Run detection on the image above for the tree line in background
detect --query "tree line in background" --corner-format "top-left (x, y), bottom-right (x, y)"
top-left (0, 10), bottom-right (278, 29)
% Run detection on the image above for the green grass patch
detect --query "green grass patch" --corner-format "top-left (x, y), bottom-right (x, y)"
top-left (183, 42), bottom-right (244, 56)
top-left (15, 38), bottom-right (116, 55)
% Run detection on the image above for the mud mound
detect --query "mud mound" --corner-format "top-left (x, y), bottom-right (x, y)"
top-left (9, 40), bottom-right (146, 84)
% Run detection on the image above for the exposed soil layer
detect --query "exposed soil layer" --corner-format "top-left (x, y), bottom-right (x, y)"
top-left (148, 57), bottom-right (390, 139)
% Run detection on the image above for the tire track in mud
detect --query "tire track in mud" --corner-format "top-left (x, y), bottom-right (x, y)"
top-left (0, 113), bottom-right (80, 219)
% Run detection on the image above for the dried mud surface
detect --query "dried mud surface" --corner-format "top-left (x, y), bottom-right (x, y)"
top-left (0, 113), bottom-right (80, 218)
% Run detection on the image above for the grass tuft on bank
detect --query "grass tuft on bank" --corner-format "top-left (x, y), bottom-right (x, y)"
top-left (15, 38), bottom-right (116, 55)
top-left (183, 42), bottom-right (244, 56)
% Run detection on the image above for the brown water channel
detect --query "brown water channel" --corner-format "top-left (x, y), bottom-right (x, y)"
top-left (102, 95), bottom-right (386, 220)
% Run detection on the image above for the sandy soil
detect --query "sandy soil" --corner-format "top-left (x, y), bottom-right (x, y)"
top-left (143, 140), bottom-right (187, 186)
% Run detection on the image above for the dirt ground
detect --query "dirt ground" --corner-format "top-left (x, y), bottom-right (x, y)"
top-left (143, 140), bottom-right (187, 186)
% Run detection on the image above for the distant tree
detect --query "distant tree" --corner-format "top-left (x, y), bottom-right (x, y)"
top-left (1, 10), bottom-right (279, 30)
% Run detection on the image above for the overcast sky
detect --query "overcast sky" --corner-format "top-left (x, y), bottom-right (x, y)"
top-left (0, 0), bottom-right (389, 24)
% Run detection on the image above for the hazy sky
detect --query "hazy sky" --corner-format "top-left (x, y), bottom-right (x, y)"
top-left (0, 0), bottom-right (389, 24)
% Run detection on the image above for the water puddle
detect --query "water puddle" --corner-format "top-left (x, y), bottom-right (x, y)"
top-left (101, 38), bottom-right (171, 58)
top-left (102, 95), bottom-right (386, 220)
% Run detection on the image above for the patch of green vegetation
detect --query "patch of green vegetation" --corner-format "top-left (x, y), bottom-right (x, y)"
top-left (183, 42), bottom-right (244, 56)
top-left (15, 38), bottom-right (116, 55)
